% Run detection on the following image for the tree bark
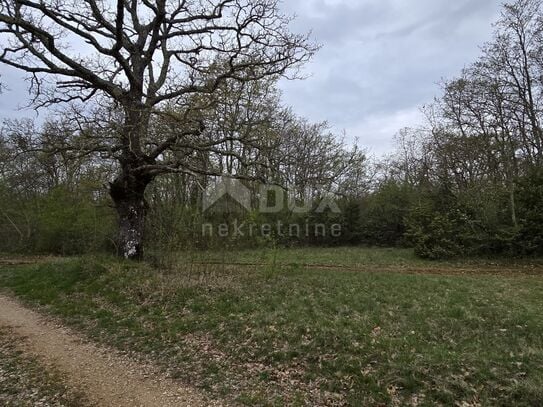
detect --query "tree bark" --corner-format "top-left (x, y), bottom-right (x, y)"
top-left (109, 172), bottom-right (152, 260)
top-left (108, 99), bottom-right (154, 260)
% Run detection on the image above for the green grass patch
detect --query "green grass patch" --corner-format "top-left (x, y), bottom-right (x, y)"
top-left (1, 251), bottom-right (543, 405)
top-left (158, 246), bottom-right (543, 270)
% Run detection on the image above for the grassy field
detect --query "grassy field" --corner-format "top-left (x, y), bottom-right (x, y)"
top-left (154, 246), bottom-right (543, 270)
top-left (155, 247), bottom-right (430, 268)
top-left (1, 248), bottom-right (543, 405)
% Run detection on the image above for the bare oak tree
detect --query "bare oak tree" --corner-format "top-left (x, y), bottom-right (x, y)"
top-left (0, 0), bottom-right (316, 258)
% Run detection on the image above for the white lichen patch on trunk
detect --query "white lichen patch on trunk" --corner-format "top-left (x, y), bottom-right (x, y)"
top-left (124, 239), bottom-right (138, 259)
top-left (122, 226), bottom-right (142, 259)
top-left (116, 199), bottom-right (146, 259)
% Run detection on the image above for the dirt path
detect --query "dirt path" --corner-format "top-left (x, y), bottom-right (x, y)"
top-left (0, 294), bottom-right (222, 407)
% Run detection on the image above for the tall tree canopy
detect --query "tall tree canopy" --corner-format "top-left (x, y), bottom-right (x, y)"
top-left (0, 0), bottom-right (317, 258)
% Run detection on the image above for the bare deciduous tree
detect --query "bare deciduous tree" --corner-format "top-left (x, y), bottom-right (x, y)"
top-left (0, 0), bottom-right (317, 258)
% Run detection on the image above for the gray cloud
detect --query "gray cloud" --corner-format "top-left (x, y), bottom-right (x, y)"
top-left (1, 0), bottom-right (503, 155)
top-left (279, 0), bottom-right (502, 154)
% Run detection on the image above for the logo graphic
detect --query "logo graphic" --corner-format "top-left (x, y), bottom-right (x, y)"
top-left (203, 177), bottom-right (342, 214)
top-left (201, 177), bottom-right (344, 238)
top-left (203, 177), bottom-right (252, 212)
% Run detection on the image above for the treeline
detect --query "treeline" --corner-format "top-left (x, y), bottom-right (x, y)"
top-left (0, 96), bottom-right (369, 254)
top-left (1, 0), bottom-right (543, 259)
top-left (0, 119), bottom-right (116, 254)
top-left (379, 0), bottom-right (543, 258)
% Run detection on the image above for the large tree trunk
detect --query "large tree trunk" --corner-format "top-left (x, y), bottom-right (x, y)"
top-left (108, 100), bottom-right (154, 260)
top-left (109, 172), bottom-right (152, 260)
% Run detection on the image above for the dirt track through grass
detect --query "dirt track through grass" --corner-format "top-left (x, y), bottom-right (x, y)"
top-left (0, 293), bottom-right (222, 407)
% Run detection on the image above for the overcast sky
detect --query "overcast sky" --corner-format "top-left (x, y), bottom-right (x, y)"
top-left (0, 0), bottom-right (503, 155)
top-left (279, 0), bottom-right (503, 155)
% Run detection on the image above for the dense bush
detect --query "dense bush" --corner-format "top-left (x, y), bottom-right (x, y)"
top-left (358, 182), bottom-right (413, 246)
top-left (0, 185), bottom-right (115, 255)
top-left (516, 169), bottom-right (543, 255)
